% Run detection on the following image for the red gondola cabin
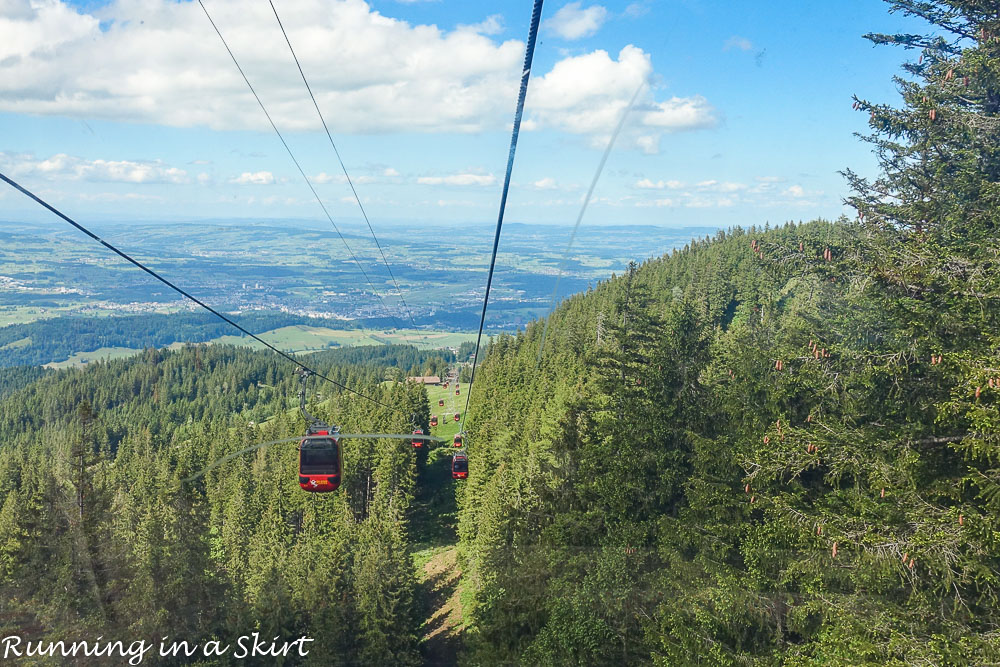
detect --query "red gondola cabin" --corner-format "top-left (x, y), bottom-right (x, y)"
top-left (452, 453), bottom-right (468, 479)
top-left (430, 415), bottom-right (438, 427)
top-left (439, 399), bottom-right (444, 407)
top-left (455, 389), bottom-right (460, 395)
top-left (298, 429), bottom-right (342, 493)
top-left (453, 434), bottom-right (463, 448)
top-left (454, 412), bottom-right (460, 422)
top-left (412, 428), bottom-right (424, 448)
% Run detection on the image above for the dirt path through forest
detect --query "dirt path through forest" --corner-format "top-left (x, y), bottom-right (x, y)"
top-left (416, 545), bottom-right (464, 665)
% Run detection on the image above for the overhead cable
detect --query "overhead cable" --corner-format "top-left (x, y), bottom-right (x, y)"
top-left (535, 83), bottom-right (644, 367)
top-left (198, 0), bottom-right (398, 326)
top-left (267, 0), bottom-right (420, 334)
top-left (461, 0), bottom-right (545, 431)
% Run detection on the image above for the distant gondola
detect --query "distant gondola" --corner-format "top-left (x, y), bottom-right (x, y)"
top-left (455, 389), bottom-right (460, 395)
top-left (439, 399), bottom-right (445, 407)
top-left (453, 433), bottom-right (463, 448)
top-left (430, 415), bottom-right (438, 427)
top-left (451, 452), bottom-right (468, 480)
top-left (454, 412), bottom-right (460, 422)
top-left (412, 428), bottom-right (424, 448)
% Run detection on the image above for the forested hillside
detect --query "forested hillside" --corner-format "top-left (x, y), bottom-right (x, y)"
top-left (0, 345), bottom-right (435, 665)
top-left (457, 2), bottom-right (1000, 662)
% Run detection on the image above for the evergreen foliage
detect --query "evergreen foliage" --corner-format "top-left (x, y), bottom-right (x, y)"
top-left (0, 345), bottom-right (425, 665)
top-left (455, 3), bottom-right (1000, 662)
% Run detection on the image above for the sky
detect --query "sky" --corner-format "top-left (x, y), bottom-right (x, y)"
top-left (0, 0), bottom-right (931, 229)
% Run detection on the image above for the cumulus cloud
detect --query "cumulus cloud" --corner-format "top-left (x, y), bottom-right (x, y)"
top-left (0, 151), bottom-right (189, 183)
top-left (0, 0), bottom-right (525, 133)
top-left (0, 0), bottom-right (716, 151)
top-left (724, 36), bottom-right (754, 52)
top-left (417, 173), bottom-right (496, 186)
top-left (543, 2), bottom-right (608, 40)
top-left (533, 177), bottom-right (557, 189)
top-left (383, 167), bottom-right (400, 177)
top-left (231, 171), bottom-right (275, 185)
top-left (785, 184), bottom-right (805, 197)
top-left (527, 46), bottom-right (717, 151)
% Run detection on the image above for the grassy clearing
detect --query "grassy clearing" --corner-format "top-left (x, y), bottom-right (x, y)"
top-left (44, 346), bottom-right (142, 369)
top-left (0, 337), bottom-right (31, 351)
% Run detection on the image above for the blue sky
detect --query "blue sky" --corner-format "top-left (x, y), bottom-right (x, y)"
top-left (0, 0), bottom-right (928, 229)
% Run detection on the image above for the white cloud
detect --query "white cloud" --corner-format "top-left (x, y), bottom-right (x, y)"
top-left (231, 171), bottom-right (275, 185)
top-left (533, 177), bottom-right (557, 190)
top-left (0, 151), bottom-right (189, 183)
top-left (724, 36), bottom-right (754, 52)
top-left (459, 14), bottom-right (504, 36)
top-left (691, 180), bottom-right (747, 193)
top-left (76, 192), bottom-right (165, 202)
top-left (417, 173), bottom-right (496, 186)
top-left (544, 2), bottom-right (608, 40)
top-left (0, 0), bottom-right (525, 133)
top-left (635, 178), bottom-right (682, 190)
top-left (527, 46), bottom-right (717, 151)
top-left (635, 135), bottom-right (658, 154)
top-left (785, 185), bottom-right (805, 197)
top-left (383, 167), bottom-right (400, 177)
top-left (0, 0), bottom-right (715, 150)
top-left (314, 172), bottom-right (346, 184)
top-left (635, 198), bottom-right (673, 207)
top-left (642, 96), bottom-right (717, 131)
top-left (624, 2), bottom-right (650, 18)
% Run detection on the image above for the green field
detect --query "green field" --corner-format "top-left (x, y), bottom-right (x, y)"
top-left (210, 325), bottom-right (476, 353)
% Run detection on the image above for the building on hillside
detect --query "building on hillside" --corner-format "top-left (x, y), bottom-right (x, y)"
top-left (406, 376), bottom-right (441, 385)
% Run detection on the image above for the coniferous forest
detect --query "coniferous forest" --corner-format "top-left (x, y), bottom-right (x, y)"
top-left (1, 0), bottom-right (999, 664)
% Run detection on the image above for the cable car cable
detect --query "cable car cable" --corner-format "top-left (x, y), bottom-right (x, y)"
top-left (197, 0), bottom-right (397, 328)
top-left (183, 432), bottom-right (447, 483)
top-left (0, 172), bottom-right (403, 416)
top-left (460, 0), bottom-right (545, 432)
top-left (535, 83), bottom-right (643, 367)
top-left (267, 0), bottom-right (420, 335)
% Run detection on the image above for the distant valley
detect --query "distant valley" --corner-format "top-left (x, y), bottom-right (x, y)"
top-left (0, 218), bottom-right (717, 366)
